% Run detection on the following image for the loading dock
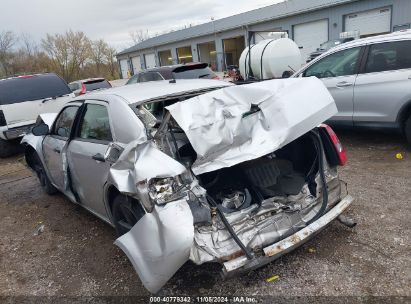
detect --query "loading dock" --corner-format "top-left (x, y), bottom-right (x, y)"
top-left (293, 19), bottom-right (329, 61)
top-left (158, 50), bottom-right (173, 66)
top-left (344, 7), bottom-right (392, 38)
top-left (223, 36), bottom-right (245, 69)
top-left (177, 46), bottom-right (193, 64)
top-left (131, 56), bottom-right (141, 74)
top-left (197, 42), bottom-right (217, 70)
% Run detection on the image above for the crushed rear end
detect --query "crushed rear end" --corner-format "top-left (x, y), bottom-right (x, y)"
top-left (112, 77), bottom-right (354, 293)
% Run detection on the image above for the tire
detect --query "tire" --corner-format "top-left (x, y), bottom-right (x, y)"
top-left (0, 138), bottom-right (23, 158)
top-left (112, 195), bottom-right (145, 237)
top-left (31, 152), bottom-right (58, 195)
top-left (405, 115), bottom-right (411, 147)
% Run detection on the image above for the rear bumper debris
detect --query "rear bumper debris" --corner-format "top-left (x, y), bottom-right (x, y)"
top-left (222, 194), bottom-right (354, 277)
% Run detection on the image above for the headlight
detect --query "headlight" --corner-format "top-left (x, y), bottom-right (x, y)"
top-left (148, 177), bottom-right (188, 205)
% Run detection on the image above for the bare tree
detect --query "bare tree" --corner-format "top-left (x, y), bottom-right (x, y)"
top-left (0, 31), bottom-right (17, 76)
top-left (42, 30), bottom-right (91, 81)
top-left (90, 39), bottom-right (108, 75)
top-left (129, 29), bottom-right (150, 45)
top-left (103, 45), bottom-right (119, 80)
top-left (20, 33), bottom-right (39, 57)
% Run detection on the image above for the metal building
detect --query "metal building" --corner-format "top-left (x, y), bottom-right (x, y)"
top-left (116, 0), bottom-right (411, 78)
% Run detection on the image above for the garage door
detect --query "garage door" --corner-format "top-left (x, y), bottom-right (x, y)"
top-left (144, 53), bottom-right (156, 69)
top-left (131, 56), bottom-right (141, 74)
top-left (345, 7), bottom-right (391, 37)
top-left (119, 59), bottom-right (129, 79)
top-left (293, 19), bottom-right (328, 61)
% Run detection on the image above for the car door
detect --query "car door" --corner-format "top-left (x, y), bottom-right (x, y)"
top-left (353, 40), bottom-right (411, 124)
top-left (42, 105), bottom-right (79, 189)
top-left (300, 46), bottom-right (363, 124)
top-left (66, 100), bottom-right (113, 218)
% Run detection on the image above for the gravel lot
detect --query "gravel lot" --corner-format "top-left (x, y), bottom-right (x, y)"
top-left (0, 129), bottom-right (410, 302)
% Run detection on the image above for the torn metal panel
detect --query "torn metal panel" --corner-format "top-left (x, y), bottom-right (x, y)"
top-left (166, 77), bottom-right (337, 175)
top-left (108, 140), bottom-right (187, 194)
top-left (114, 199), bottom-right (194, 294)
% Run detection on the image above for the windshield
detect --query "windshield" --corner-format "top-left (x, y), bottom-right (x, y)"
top-left (320, 40), bottom-right (342, 50)
top-left (84, 79), bottom-right (111, 91)
top-left (172, 66), bottom-right (216, 80)
top-left (0, 74), bottom-right (71, 105)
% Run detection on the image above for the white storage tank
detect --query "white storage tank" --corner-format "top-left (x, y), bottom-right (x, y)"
top-left (239, 38), bottom-right (302, 80)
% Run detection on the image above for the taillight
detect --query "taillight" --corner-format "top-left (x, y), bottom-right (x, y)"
top-left (79, 83), bottom-right (86, 95)
top-left (320, 124), bottom-right (347, 166)
top-left (0, 110), bottom-right (6, 126)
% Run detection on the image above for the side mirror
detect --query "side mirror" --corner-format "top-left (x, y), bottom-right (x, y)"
top-left (281, 70), bottom-right (293, 78)
top-left (32, 123), bottom-right (49, 136)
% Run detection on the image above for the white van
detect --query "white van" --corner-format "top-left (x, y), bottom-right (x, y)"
top-left (0, 73), bottom-right (74, 157)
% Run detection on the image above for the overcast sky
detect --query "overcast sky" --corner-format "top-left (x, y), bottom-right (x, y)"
top-left (1, 0), bottom-right (284, 51)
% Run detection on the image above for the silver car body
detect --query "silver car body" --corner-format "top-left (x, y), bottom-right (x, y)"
top-left (293, 30), bottom-right (411, 129)
top-left (23, 78), bottom-right (353, 293)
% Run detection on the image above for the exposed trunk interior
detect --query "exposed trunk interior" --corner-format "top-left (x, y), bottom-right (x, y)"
top-left (177, 133), bottom-right (319, 214)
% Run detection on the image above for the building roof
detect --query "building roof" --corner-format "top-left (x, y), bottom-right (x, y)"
top-left (117, 0), bottom-right (357, 56)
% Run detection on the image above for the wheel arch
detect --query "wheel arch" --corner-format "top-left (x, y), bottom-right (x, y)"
top-left (105, 185), bottom-right (121, 224)
top-left (397, 100), bottom-right (411, 131)
top-left (24, 145), bottom-right (39, 171)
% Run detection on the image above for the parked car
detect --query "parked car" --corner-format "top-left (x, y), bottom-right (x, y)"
top-left (294, 30), bottom-right (411, 144)
top-left (126, 62), bottom-right (219, 84)
top-left (68, 78), bottom-right (112, 96)
top-left (23, 78), bottom-right (353, 293)
top-left (0, 73), bottom-right (74, 157)
top-left (306, 38), bottom-right (354, 63)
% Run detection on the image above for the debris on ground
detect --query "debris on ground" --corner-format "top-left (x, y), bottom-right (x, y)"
top-left (34, 224), bottom-right (45, 236)
top-left (308, 247), bottom-right (316, 253)
top-left (266, 275), bottom-right (280, 283)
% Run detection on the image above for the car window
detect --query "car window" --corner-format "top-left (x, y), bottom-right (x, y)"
top-left (84, 79), bottom-right (111, 91)
top-left (52, 106), bottom-right (79, 138)
top-left (68, 83), bottom-right (79, 91)
top-left (303, 47), bottom-right (361, 79)
top-left (173, 66), bottom-right (216, 79)
top-left (0, 73), bottom-right (71, 105)
top-left (79, 104), bottom-right (112, 142)
top-left (139, 72), bottom-right (163, 83)
top-left (365, 40), bottom-right (411, 73)
top-left (126, 74), bottom-right (139, 85)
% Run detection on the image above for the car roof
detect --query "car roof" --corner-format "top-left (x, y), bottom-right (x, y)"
top-left (0, 72), bottom-right (58, 81)
top-left (80, 79), bottom-right (232, 105)
top-left (329, 30), bottom-right (411, 51)
top-left (141, 62), bottom-right (209, 73)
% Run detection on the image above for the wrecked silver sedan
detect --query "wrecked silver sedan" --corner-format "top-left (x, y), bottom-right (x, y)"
top-left (22, 78), bottom-right (354, 293)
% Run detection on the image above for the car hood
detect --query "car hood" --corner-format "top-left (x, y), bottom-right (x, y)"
top-left (166, 77), bottom-right (337, 175)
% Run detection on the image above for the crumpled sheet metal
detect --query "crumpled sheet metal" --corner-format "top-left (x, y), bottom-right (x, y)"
top-left (166, 77), bottom-right (337, 175)
top-left (108, 140), bottom-right (186, 194)
top-left (114, 199), bottom-right (194, 294)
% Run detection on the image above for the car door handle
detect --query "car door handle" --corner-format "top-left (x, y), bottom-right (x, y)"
top-left (53, 148), bottom-right (61, 154)
top-left (92, 153), bottom-right (105, 162)
top-left (336, 81), bottom-right (353, 88)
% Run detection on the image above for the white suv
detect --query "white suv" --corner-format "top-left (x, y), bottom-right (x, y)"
top-left (294, 30), bottom-right (411, 144)
top-left (0, 73), bottom-right (74, 157)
